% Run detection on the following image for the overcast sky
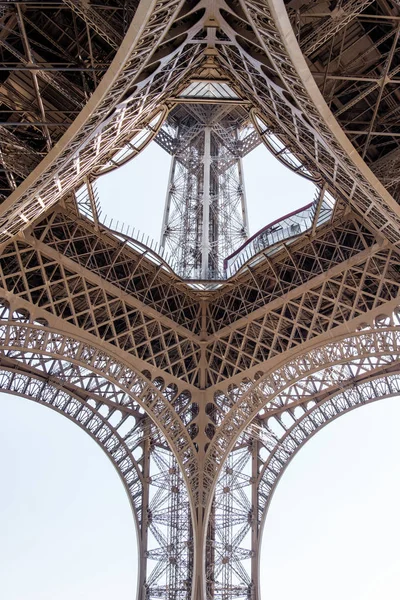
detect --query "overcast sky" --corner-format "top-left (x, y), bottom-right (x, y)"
top-left (1, 142), bottom-right (399, 599)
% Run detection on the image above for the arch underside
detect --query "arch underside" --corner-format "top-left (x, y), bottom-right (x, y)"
top-left (204, 322), bottom-right (400, 491)
top-left (1, 0), bottom-right (399, 248)
top-left (0, 367), bottom-right (193, 599)
top-left (0, 310), bottom-right (193, 600)
top-left (208, 370), bottom-right (400, 600)
top-left (0, 0), bottom-right (400, 598)
top-left (0, 297), bottom-right (199, 489)
top-left (2, 306), bottom-right (400, 599)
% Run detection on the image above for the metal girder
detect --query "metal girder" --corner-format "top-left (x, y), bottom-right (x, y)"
top-left (0, 16), bottom-right (84, 107)
top-left (0, 125), bottom-right (41, 178)
top-left (296, 0), bottom-right (400, 171)
top-left (62, 0), bottom-right (123, 50)
top-left (14, 206), bottom-right (399, 391)
top-left (0, 0), bottom-right (398, 247)
top-left (202, 320), bottom-right (400, 505)
top-left (372, 145), bottom-right (400, 194)
top-left (15, 5), bottom-right (52, 151)
top-left (0, 1), bottom-right (118, 198)
top-left (29, 206), bottom-right (203, 340)
top-left (210, 363), bottom-right (400, 599)
top-left (300, 0), bottom-right (375, 57)
top-left (0, 0), bottom-right (205, 240)
top-left (0, 304), bottom-right (199, 494)
top-left (0, 360), bottom-right (146, 516)
top-left (2, 1), bottom-right (400, 598)
top-left (238, 0), bottom-right (400, 241)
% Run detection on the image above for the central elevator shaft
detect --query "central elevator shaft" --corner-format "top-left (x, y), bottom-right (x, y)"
top-left (157, 104), bottom-right (256, 280)
top-left (201, 126), bottom-right (212, 280)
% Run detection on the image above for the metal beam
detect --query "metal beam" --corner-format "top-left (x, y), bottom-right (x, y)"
top-left (62, 0), bottom-right (123, 50)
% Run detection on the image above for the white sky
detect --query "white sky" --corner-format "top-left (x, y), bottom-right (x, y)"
top-left (1, 142), bottom-right (399, 599)
top-left (96, 142), bottom-right (315, 241)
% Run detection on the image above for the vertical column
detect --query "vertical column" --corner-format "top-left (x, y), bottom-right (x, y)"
top-left (137, 426), bottom-right (193, 600)
top-left (238, 157), bottom-right (249, 237)
top-left (157, 109), bottom-right (250, 280)
top-left (251, 437), bottom-right (261, 600)
top-left (137, 421), bottom-right (151, 599)
top-left (201, 126), bottom-right (211, 280)
top-left (160, 156), bottom-right (177, 249)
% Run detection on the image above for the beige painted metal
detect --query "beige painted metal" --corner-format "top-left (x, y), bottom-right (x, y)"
top-left (1, 199), bottom-right (400, 597)
top-left (1, 1), bottom-right (400, 599)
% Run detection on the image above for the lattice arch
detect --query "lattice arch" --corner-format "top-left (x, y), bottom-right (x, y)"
top-left (206, 369), bottom-right (400, 600)
top-left (0, 365), bottom-right (145, 524)
top-left (258, 371), bottom-right (400, 525)
top-left (204, 320), bottom-right (400, 500)
top-left (201, 317), bottom-right (400, 598)
top-left (0, 300), bottom-right (198, 488)
top-left (255, 371), bottom-right (400, 596)
top-left (0, 344), bottom-right (193, 599)
top-left (0, 362), bottom-right (149, 592)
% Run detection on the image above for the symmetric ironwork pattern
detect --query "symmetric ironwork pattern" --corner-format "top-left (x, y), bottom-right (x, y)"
top-left (0, 303), bottom-right (194, 598)
top-left (208, 366), bottom-right (400, 599)
top-left (1, 1), bottom-right (400, 599)
top-left (158, 102), bottom-right (252, 279)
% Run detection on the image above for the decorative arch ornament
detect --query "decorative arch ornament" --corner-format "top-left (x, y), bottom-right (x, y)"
top-left (206, 342), bottom-right (400, 599)
top-left (0, 303), bottom-right (194, 599)
top-left (0, 302), bottom-right (198, 480)
top-left (204, 323), bottom-right (400, 499)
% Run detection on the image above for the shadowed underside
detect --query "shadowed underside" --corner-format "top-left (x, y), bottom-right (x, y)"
top-left (0, 0), bottom-right (400, 598)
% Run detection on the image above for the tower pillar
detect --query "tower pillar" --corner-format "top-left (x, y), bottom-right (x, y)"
top-left (157, 105), bottom-right (252, 279)
top-left (201, 126), bottom-right (212, 280)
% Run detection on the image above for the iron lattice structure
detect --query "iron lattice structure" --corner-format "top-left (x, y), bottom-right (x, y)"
top-left (1, 1), bottom-right (400, 599)
top-left (157, 102), bottom-right (255, 279)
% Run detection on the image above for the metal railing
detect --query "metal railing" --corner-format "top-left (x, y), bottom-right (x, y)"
top-left (76, 183), bottom-right (336, 283)
top-left (223, 188), bottom-right (335, 277)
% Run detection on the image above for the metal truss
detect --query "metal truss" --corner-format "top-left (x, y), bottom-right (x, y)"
top-left (159, 103), bottom-right (250, 279)
top-left (0, 1), bottom-right (206, 239)
top-left (1, 291), bottom-right (400, 598)
top-left (0, 0), bottom-right (399, 245)
top-left (0, 302), bottom-right (195, 597)
top-left (203, 319), bottom-right (400, 495)
top-left (299, 0), bottom-right (376, 57)
top-left (62, 0), bottom-right (124, 50)
top-left (0, 0), bottom-right (121, 196)
top-left (289, 0), bottom-right (400, 189)
top-left (144, 434), bottom-right (193, 600)
top-left (207, 438), bottom-right (255, 599)
top-left (205, 219), bottom-right (400, 384)
top-left (1, 1), bottom-right (400, 599)
top-left (220, 0), bottom-right (400, 241)
top-left (208, 366), bottom-right (400, 600)
top-left (0, 204), bottom-right (395, 391)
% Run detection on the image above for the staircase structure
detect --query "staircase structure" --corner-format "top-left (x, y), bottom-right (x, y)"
top-left (1, 1), bottom-right (400, 598)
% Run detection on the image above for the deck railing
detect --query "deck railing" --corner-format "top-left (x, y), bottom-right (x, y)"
top-left (75, 183), bottom-right (336, 283)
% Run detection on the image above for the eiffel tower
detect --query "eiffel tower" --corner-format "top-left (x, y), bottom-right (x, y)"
top-left (1, 1), bottom-right (400, 598)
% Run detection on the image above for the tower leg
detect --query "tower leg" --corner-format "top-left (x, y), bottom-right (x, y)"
top-left (134, 419), bottom-right (193, 600)
top-left (158, 106), bottom-right (249, 279)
